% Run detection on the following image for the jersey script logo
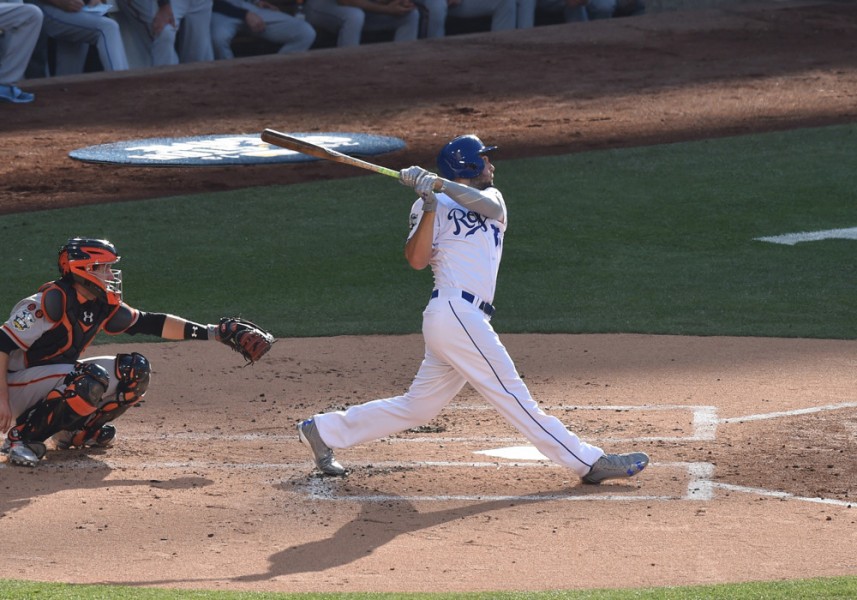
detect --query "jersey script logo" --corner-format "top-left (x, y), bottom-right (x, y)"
top-left (448, 209), bottom-right (502, 247)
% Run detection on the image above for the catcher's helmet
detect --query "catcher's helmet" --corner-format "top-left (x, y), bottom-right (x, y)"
top-left (436, 135), bottom-right (497, 180)
top-left (58, 237), bottom-right (123, 305)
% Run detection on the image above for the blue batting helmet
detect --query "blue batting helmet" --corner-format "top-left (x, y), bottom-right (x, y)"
top-left (436, 135), bottom-right (497, 180)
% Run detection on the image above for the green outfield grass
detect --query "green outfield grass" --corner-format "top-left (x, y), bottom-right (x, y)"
top-left (1, 124), bottom-right (855, 599)
top-left (1, 125), bottom-right (854, 340)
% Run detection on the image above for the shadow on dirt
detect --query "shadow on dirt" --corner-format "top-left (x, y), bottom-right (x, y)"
top-left (0, 452), bottom-right (213, 519)
top-left (234, 476), bottom-right (635, 581)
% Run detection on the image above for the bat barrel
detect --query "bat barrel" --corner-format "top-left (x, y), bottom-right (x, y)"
top-left (261, 129), bottom-right (400, 179)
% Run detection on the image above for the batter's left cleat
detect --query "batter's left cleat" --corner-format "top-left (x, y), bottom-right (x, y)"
top-left (297, 418), bottom-right (347, 476)
top-left (582, 452), bottom-right (649, 484)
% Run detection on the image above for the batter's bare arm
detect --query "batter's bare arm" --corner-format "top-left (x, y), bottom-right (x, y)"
top-left (405, 208), bottom-right (435, 270)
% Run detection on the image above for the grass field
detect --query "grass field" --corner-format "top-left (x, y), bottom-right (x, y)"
top-left (2, 125), bottom-right (855, 339)
top-left (1, 124), bottom-right (855, 599)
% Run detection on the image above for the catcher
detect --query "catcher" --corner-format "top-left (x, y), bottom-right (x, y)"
top-left (0, 237), bottom-right (274, 467)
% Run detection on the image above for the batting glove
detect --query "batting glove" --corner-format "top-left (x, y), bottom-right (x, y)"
top-left (399, 166), bottom-right (428, 187)
top-left (414, 171), bottom-right (441, 196)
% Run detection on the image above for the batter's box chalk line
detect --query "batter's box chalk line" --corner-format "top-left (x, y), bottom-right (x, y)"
top-left (299, 460), bottom-right (853, 507)
top-left (114, 400), bottom-right (857, 446)
top-left (5, 402), bottom-right (853, 507)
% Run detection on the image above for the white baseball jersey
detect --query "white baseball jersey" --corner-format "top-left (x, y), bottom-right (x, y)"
top-left (408, 190), bottom-right (506, 303)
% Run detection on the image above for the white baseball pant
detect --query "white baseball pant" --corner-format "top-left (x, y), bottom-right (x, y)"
top-left (314, 293), bottom-right (604, 477)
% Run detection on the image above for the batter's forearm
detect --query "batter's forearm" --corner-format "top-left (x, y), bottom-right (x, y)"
top-left (405, 214), bottom-right (434, 270)
top-left (439, 181), bottom-right (504, 221)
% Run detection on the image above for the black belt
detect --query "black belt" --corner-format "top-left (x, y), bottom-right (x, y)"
top-left (430, 290), bottom-right (495, 317)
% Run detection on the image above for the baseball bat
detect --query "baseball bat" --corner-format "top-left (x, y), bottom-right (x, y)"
top-left (261, 129), bottom-right (400, 179)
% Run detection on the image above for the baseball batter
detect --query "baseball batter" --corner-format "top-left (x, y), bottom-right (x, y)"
top-left (298, 134), bottom-right (650, 484)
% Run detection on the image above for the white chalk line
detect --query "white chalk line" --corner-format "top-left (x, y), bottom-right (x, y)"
top-left (3, 403), bottom-right (854, 508)
top-left (119, 400), bottom-right (854, 444)
top-left (120, 404), bottom-right (720, 443)
top-left (6, 457), bottom-right (851, 509)
top-left (720, 401), bottom-right (857, 424)
top-left (754, 226), bottom-right (857, 245)
top-left (711, 483), bottom-right (854, 507)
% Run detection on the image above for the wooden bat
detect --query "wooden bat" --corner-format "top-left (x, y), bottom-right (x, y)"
top-left (261, 129), bottom-right (400, 179)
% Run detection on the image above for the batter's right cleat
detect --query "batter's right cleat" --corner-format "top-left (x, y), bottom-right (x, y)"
top-left (582, 452), bottom-right (650, 485)
top-left (297, 418), bottom-right (347, 476)
top-left (5, 440), bottom-right (47, 467)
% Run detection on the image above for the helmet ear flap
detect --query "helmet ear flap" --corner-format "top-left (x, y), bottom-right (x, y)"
top-left (58, 251), bottom-right (69, 277)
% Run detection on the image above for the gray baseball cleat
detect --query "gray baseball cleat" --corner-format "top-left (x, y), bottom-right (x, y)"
top-left (1, 438), bottom-right (46, 457)
top-left (4, 440), bottom-right (47, 467)
top-left (297, 418), bottom-right (347, 476)
top-left (582, 452), bottom-right (650, 484)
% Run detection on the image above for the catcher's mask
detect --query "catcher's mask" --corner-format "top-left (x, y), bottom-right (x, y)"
top-left (58, 237), bottom-right (123, 305)
top-left (436, 135), bottom-right (497, 180)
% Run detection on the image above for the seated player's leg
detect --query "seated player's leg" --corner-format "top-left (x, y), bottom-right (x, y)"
top-left (6, 363), bottom-right (110, 467)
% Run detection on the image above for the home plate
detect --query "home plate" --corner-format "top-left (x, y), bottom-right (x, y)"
top-left (475, 446), bottom-right (548, 461)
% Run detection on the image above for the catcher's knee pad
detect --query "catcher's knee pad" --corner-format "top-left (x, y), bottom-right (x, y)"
top-left (9, 362), bottom-right (110, 443)
top-left (113, 352), bottom-right (151, 407)
top-left (71, 353), bottom-right (151, 444)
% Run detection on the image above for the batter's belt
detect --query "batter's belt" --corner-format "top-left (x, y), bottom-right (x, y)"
top-left (430, 289), bottom-right (496, 317)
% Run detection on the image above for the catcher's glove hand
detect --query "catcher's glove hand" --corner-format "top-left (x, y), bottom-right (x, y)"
top-left (217, 317), bottom-right (275, 364)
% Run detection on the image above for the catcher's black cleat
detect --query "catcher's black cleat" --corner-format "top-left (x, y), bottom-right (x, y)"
top-left (297, 418), bottom-right (347, 476)
top-left (53, 424), bottom-right (117, 449)
top-left (582, 452), bottom-right (649, 484)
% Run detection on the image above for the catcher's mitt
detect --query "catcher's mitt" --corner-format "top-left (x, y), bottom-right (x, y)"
top-left (217, 317), bottom-right (275, 364)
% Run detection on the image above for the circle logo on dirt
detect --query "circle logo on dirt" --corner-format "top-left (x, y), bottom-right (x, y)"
top-left (69, 133), bottom-right (406, 166)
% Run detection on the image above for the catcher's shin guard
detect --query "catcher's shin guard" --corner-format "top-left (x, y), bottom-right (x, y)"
top-left (66, 353), bottom-right (151, 448)
top-left (8, 362), bottom-right (110, 446)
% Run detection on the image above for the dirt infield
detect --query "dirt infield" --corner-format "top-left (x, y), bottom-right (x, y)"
top-left (1, 0), bottom-right (856, 594)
